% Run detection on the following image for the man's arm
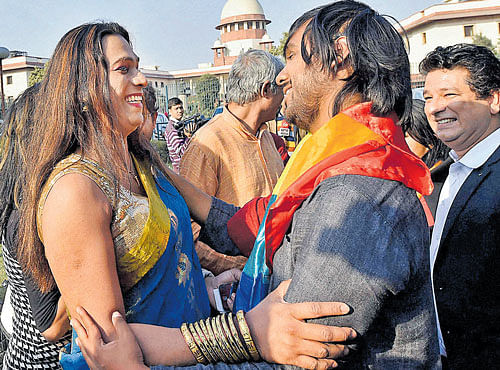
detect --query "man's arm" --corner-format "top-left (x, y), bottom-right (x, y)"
top-left (279, 177), bottom-right (411, 336)
top-left (198, 197), bottom-right (241, 256)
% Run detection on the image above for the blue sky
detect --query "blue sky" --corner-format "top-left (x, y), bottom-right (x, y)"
top-left (1, 0), bottom-right (439, 70)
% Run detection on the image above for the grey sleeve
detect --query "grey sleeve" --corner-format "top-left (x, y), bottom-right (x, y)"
top-left (279, 178), bottom-right (410, 335)
top-left (199, 197), bottom-right (241, 256)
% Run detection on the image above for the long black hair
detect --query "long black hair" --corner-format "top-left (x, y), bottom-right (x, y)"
top-left (0, 84), bottom-right (39, 238)
top-left (285, 0), bottom-right (412, 127)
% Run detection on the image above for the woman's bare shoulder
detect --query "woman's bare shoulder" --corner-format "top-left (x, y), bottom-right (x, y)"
top-left (40, 172), bottom-right (113, 246)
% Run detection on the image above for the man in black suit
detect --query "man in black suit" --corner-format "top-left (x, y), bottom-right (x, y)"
top-left (421, 44), bottom-right (500, 368)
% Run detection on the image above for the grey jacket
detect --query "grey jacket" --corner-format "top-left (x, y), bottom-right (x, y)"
top-left (161, 174), bottom-right (439, 369)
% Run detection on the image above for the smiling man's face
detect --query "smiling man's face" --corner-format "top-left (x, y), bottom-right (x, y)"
top-left (423, 67), bottom-right (500, 157)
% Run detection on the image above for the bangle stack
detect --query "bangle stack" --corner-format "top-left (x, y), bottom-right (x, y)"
top-left (236, 310), bottom-right (261, 361)
top-left (180, 310), bottom-right (261, 364)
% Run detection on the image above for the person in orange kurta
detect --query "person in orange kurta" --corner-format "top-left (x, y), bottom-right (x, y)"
top-left (180, 49), bottom-right (285, 275)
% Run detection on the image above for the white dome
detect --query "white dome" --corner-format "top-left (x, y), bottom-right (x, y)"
top-left (221, 0), bottom-right (264, 19)
top-left (261, 33), bottom-right (271, 41)
top-left (213, 39), bottom-right (223, 48)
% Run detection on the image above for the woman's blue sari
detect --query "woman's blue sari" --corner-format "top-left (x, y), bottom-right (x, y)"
top-left (60, 165), bottom-right (210, 369)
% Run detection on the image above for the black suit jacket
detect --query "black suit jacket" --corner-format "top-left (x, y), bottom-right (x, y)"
top-left (427, 157), bottom-right (453, 218)
top-left (433, 145), bottom-right (500, 368)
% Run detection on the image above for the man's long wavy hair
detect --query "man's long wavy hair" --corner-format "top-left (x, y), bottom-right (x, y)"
top-left (18, 22), bottom-right (169, 292)
top-left (285, 0), bottom-right (412, 128)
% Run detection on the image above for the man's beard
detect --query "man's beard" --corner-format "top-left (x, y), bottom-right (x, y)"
top-left (283, 70), bottom-right (325, 132)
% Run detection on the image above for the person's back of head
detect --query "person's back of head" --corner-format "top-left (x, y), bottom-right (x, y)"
top-left (286, 0), bottom-right (412, 126)
top-left (143, 85), bottom-right (158, 117)
top-left (226, 49), bottom-right (284, 105)
top-left (406, 99), bottom-right (450, 167)
top-left (142, 85), bottom-right (158, 140)
top-left (0, 84), bottom-right (39, 237)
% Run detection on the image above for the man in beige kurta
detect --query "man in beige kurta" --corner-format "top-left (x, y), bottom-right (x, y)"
top-left (180, 50), bottom-right (285, 274)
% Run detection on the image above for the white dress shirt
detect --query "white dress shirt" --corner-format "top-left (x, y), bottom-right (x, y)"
top-left (430, 128), bottom-right (500, 356)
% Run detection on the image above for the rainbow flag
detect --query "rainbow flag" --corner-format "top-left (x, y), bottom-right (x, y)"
top-left (234, 102), bottom-right (433, 312)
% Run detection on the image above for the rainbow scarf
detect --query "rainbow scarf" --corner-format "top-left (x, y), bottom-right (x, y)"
top-left (234, 102), bottom-right (433, 312)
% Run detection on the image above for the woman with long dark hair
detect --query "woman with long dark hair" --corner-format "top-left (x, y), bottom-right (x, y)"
top-left (0, 85), bottom-right (71, 368)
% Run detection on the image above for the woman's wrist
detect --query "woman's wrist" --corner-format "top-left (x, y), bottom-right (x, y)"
top-left (180, 312), bottom-right (258, 364)
top-left (235, 310), bottom-right (261, 361)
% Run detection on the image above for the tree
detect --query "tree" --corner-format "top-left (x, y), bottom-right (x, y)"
top-left (194, 74), bottom-right (220, 117)
top-left (28, 63), bottom-right (48, 86)
top-left (472, 33), bottom-right (499, 57)
top-left (270, 32), bottom-right (288, 59)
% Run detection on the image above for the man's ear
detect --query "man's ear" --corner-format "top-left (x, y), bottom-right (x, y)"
top-left (332, 36), bottom-right (350, 67)
top-left (488, 89), bottom-right (500, 115)
top-left (261, 80), bottom-right (272, 98)
top-left (153, 112), bottom-right (158, 122)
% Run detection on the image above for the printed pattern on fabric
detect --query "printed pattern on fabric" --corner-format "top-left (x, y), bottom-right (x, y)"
top-left (2, 243), bottom-right (70, 369)
top-left (36, 154), bottom-right (160, 291)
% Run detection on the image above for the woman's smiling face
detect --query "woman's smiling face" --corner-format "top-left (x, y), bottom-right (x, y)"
top-left (102, 34), bottom-right (147, 137)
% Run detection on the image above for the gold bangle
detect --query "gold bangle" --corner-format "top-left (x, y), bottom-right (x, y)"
top-left (236, 310), bottom-right (261, 361)
top-left (200, 318), bottom-right (225, 362)
top-left (216, 314), bottom-right (240, 362)
top-left (189, 322), bottom-right (215, 363)
top-left (221, 313), bottom-right (249, 361)
top-left (180, 323), bottom-right (208, 364)
top-left (212, 316), bottom-right (238, 362)
top-left (226, 312), bottom-right (251, 361)
top-left (204, 317), bottom-right (229, 363)
top-left (193, 321), bottom-right (217, 363)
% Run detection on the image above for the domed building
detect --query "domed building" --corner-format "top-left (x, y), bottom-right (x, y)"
top-left (141, 0), bottom-right (276, 114)
top-left (212, 0), bottom-right (274, 66)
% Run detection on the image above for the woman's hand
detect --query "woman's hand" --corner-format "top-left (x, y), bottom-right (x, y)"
top-left (246, 280), bottom-right (356, 369)
top-left (205, 268), bottom-right (241, 310)
top-left (72, 306), bottom-right (148, 370)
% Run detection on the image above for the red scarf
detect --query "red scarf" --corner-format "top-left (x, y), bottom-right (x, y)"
top-left (228, 102), bottom-right (433, 269)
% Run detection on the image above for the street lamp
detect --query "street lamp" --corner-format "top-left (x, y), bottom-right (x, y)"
top-left (0, 46), bottom-right (10, 118)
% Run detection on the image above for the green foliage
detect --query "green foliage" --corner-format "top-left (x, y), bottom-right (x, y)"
top-left (472, 33), bottom-right (500, 57)
top-left (270, 32), bottom-right (289, 58)
top-left (192, 74), bottom-right (221, 117)
top-left (151, 139), bottom-right (171, 167)
top-left (28, 63), bottom-right (48, 87)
